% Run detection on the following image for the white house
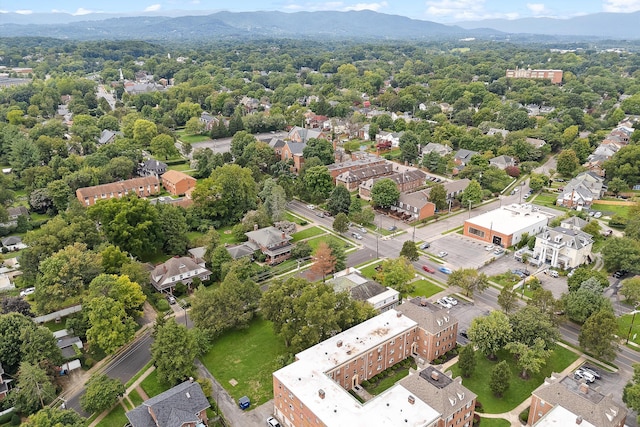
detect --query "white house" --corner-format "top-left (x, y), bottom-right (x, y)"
top-left (533, 226), bottom-right (594, 270)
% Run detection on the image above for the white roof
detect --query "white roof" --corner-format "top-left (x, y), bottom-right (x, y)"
top-left (274, 309), bottom-right (440, 426)
top-left (367, 288), bottom-right (399, 307)
top-left (465, 204), bottom-right (550, 236)
top-left (534, 405), bottom-right (596, 427)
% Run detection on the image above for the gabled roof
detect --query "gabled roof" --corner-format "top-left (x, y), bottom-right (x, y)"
top-left (126, 380), bottom-right (210, 427)
top-left (489, 155), bottom-right (516, 166)
top-left (7, 206), bottom-right (28, 217)
top-left (151, 256), bottom-right (211, 290)
top-left (395, 299), bottom-right (458, 334)
top-left (454, 149), bottom-right (479, 163)
top-left (560, 216), bottom-right (588, 229)
top-left (539, 226), bottom-right (593, 250)
top-left (422, 142), bottom-right (452, 156)
top-left (76, 176), bottom-right (160, 200)
top-left (226, 244), bottom-right (255, 259)
top-left (161, 169), bottom-right (196, 185)
top-left (245, 226), bottom-right (292, 248)
top-left (1, 236), bottom-right (22, 246)
top-left (141, 159), bottom-right (167, 172)
top-left (284, 141), bottom-right (307, 155)
top-left (98, 129), bottom-right (121, 144)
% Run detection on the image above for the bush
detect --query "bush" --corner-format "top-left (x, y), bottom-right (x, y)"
top-left (156, 299), bottom-right (170, 312)
top-left (519, 407), bottom-right (530, 423)
top-left (10, 414), bottom-right (20, 426)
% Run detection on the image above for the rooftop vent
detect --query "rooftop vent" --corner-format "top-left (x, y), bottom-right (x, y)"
top-left (431, 371), bottom-right (440, 381)
top-left (319, 389), bottom-right (325, 399)
top-left (576, 416), bottom-right (583, 425)
top-left (397, 311), bottom-right (403, 318)
top-left (408, 395), bottom-right (415, 405)
top-left (337, 340), bottom-right (343, 348)
top-left (186, 392), bottom-right (191, 398)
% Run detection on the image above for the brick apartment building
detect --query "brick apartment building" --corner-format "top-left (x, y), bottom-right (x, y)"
top-left (76, 176), bottom-right (160, 207)
top-left (528, 374), bottom-right (626, 427)
top-left (335, 163), bottom-right (394, 191)
top-left (272, 302), bottom-right (469, 427)
top-left (161, 170), bottom-right (197, 196)
top-left (359, 169), bottom-right (426, 200)
top-left (506, 68), bottom-right (563, 84)
top-left (327, 157), bottom-right (386, 180)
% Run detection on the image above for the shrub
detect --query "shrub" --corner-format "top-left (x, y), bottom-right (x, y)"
top-left (156, 299), bottom-right (170, 312)
top-left (10, 414), bottom-right (20, 426)
top-left (519, 407), bottom-right (530, 423)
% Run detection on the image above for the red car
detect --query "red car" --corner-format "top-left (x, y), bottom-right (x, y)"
top-left (422, 265), bottom-right (435, 273)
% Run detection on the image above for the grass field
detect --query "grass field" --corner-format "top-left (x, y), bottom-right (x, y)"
top-left (96, 404), bottom-right (128, 427)
top-left (140, 370), bottom-right (170, 399)
top-left (167, 163), bottom-right (194, 172)
top-left (532, 192), bottom-right (563, 209)
top-left (284, 211), bottom-right (309, 225)
top-left (618, 313), bottom-right (640, 345)
top-left (306, 235), bottom-right (352, 252)
top-left (358, 260), bottom-right (384, 279)
top-left (410, 279), bottom-right (444, 298)
top-left (449, 346), bottom-right (578, 413)
top-left (176, 130), bottom-right (211, 144)
top-left (291, 226), bottom-right (325, 242)
top-left (217, 225), bottom-right (240, 246)
top-left (591, 202), bottom-right (631, 218)
top-left (200, 316), bottom-right (288, 407)
top-left (490, 272), bottom-right (522, 288)
top-left (128, 389), bottom-right (144, 407)
top-left (477, 418), bottom-right (510, 427)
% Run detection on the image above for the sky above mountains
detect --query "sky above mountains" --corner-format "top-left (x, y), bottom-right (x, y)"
top-left (3, 0), bottom-right (640, 23)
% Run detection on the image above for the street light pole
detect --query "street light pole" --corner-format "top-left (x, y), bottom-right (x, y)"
top-left (627, 309), bottom-right (639, 344)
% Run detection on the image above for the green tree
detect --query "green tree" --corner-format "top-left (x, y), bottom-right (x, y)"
top-left (563, 280), bottom-right (612, 324)
top-left (87, 274), bottom-right (146, 317)
top-left (623, 364), bottom-right (640, 421)
top-left (509, 306), bottom-right (559, 350)
top-left (468, 310), bottom-right (512, 360)
top-left (458, 345), bottom-right (476, 378)
top-left (604, 145), bottom-right (640, 187)
top-left (567, 267), bottom-right (610, 293)
top-left (375, 257), bottom-right (415, 300)
top-left (311, 242), bottom-right (337, 282)
top-left (556, 149), bottom-right (580, 176)
top-left (302, 165), bottom-right (333, 203)
top-left (150, 134), bottom-right (179, 160)
top-left (621, 277), bottom-right (640, 305)
top-left (399, 131), bottom-right (419, 163)
top-left (602, 237), bottom-right (640, 274)
top-left (10, 362), bottom-right (56, 414)
top-left (333, 212), bottom-right (349, 233)
top-left (23, 407), bottom-right (85, 427)
top-left (579, 308), bottom-right (618, 362)
top-left (208, 245), bottom-right (233, 282)
top-left (157, 203), bottom-right (190, 255)
top-left (460, 179), bottom-right (483, 208)
top-left (506, 338), bottom-right (551, 379)
top-left (0, 313), bottom-right (37, 374)
top-left (192, 163), bottom-right (258, 226)
top-left (19, 326), bottom-right (63, 367)
top-left (151, 318), bottom-right (198, 386)
top-left (528, 173), bottom-right (548, 192)
top-left (428, 183), bottom-right (447, 211)
top-left (497, 285), bottom-right (518, 314)
top-left (86, 296), bottom-right (137, 354)
top-left (185, 116), bottom-right (204, 135)
top-left (81, 374), bottom-right (125, 414)
top-left (291, 241), bottom-right (312, 260)
top-left (489, 360), bottom-right (511, 397)
top-left (400, 240), bottom-right (420, 262)
top-left (132, 119), bottom-right (158, 146)
top-left (327, 185), bottom-right (352, 216)
top-left (371, 178), bottom-right (400, 209)
top-left (608, 177), bottom-right (630, 195)
top-left (327, 239), bottom-right (347, 271)
top-left (447, 268), bottom-right (489, 298)
top-left (303, 138), bottom-right (334, 165)
top-left (262, 183), bottom-right (287, 221)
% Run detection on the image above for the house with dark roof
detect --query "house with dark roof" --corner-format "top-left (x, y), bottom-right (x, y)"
top-left (76, 176), bottom-right (161, 207)
top-left (126, 379), bottom-right (210, 427)
top-left (287, 126), bottom-right (325, 143)
top-left (328, 268), bottom-right (399, 313)
top-left (151, 256), bottom-right (211, 293)
top-left (139, 159), bottom-right (168, 177)
top-left (393, 179), bottom-right (470, 221)
top-left (533, 226), bottom-right (594, 270)
top-left (280, 141), bottom-right (307, 173)
top-left (335, 163), bottom-right (394, 191)
top-left (97, 129), bottom-right (121, 145)
top-left (358, 170), bottom-right (426, 200)
top-left (1, 236), bottom-right (26, 251)
top-left (528, 374), bottom-right (626, 427)
top-left (453, 149), bottom-right (479, 166)
top-left (326, 156), bottom-right (386, 180)
top-left (199, 112), bottom-right (218, 131)
top-left (244, 226), bottom-right (293, 265)
top-left (556, 172), bottom-right (606, 209)
top-left (0, 206), bottom-right (29, 227)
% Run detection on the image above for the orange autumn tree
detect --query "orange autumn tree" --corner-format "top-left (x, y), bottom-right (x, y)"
top-left (311, 241), bottom-right (336, 283)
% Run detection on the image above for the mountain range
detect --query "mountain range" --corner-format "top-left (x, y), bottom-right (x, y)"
top-left (0, 10), bottom-right (638, 41)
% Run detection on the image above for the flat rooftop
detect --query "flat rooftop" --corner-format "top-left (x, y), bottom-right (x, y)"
top-left (465, 204), bottom-right (551, 236)
top-left (534, 405), bottom-right (596, 427)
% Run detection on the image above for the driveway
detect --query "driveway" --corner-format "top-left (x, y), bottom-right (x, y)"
top-left (427, 234), bottom-right (500, 270)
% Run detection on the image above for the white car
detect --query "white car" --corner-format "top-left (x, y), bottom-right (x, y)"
top-left (266, 416), bottom-right (282, 427)
top-left (485, 245), bottom-right (494, 251)
top-left (593, 211), bottom-right (602, 218)
top-left (443, 296), bottom-right (458, 306)
top-left (20, 287), bottom-right (35, 297)
top-left (306, 204), bottom-right (315, 209)
top-left (438, 251), bottom-right (448, 258)
top-left (437, 298), bottom-right (452, 309)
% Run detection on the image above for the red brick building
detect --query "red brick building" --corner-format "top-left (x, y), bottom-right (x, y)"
top-left (161, 170), bottom-right (197, 196)
top-left (76, 176), bottom-right (160, 207)
top-left (506, 68), bottom-right (563, 84)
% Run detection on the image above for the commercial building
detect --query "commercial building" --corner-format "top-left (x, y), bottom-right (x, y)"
top-left (463, 204), bottom-right (550, 248)
top-left (272, 303), bottom-right (470, 427)
top-left (533, 226), bottom-right (594, 270)
top-left (506, 68), bottom-right (563, 84)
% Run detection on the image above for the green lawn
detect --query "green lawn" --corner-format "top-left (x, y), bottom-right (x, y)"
top-left (167, 163), bottom-right (194, 172)
top-left (200, 316), bottom-right (288, 407)
top-left (291, 226), bottom-right (325, 242)
top-left (591, 202), bottom-right (631, 218)
top-left (128, 389), bottom-right (144, 407)
top-left (176, 131), bottom-right (211, 144)
top-left (618, 313), bottom-right (640, 345)
top-left (410, 279), bottom-right (444, 298)
top-left (532, 192), bottom-right (563, 209)
top-left (306, 235), bottom-right (352, 252)
top-left (284, 211), bottom-right (309, 225)
top-left (186, 230), bottom-right (206, 245)
top-left (490, 272), bottom-right (522, 288)
top-left (140, 370), bottom-right (170, 398)
top-left (358, 261), bottom-right (384, 279)
top-left (449, 346), bottom-right (578, 413)
top-left (366, 367), bottom-right (411, 395)
top-left (217, 226), bottom-right (240, 246)
top-left (41, 319), bottom-right (67, 332)
top-left (477, 418), bottom-right (510, 427)
top-left (96, 404), bottom-right (128, 427)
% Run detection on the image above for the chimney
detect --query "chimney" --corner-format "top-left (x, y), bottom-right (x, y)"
top-left (337, 340), bottom-right (343, 348)
top-left (408, 395), bottom-right (415, 405)
top-left (319, 389), bottom-right (325, 399)
top-left (253, 224), bottom-right (259, 231)
top-left (396, 311), bottom-right (402, 318)
top-left (576, 416), bottom-right (583, 425)
top-left (189, 377), bottom-right (194, 383)
top-left (579, 383), bottom-right (589, 394)
top-left (431, 371), bottom-right (440, 381)
top-left (282, 232), bottom-right (286, 239)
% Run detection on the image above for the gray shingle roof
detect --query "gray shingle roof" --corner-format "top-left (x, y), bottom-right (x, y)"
top-left (126, 380), bottom-right (210, 427)
top-left (395, 301), bottom-right (458, 334)
top-left (245, 226), bottom-right (292, 248)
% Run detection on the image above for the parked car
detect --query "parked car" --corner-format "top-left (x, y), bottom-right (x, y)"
top-left (351, 232), bottom-right (363, 240)
top-left (438, 251), bottom-right (448, 258)
top-left (360, 227), bottom-right (367, 234)
top-left (593, 211), bottom-right (603, 219)
top-left (388, 225), bottom-right (397, 231)
top-left (574, 369), bottom-right (596, 383)
top-left (20, 287), bottom-right (35, 297)
top-left (437, 298), bottom-right (452, 309)
top-left (167, 295), bottom-right (176, 305)
top-left (316, 211), bottom-right (325, 218)
top-left (439, 266), bottom-right (452, 274)
top-left (419, 242), bottom-right (431, 249)
top-left (512, 269), bottom-right (526, 278)
top-left (613, 270), bottom-right (628, 279)
top-left (239, 396), bottom-right (251, 410)
top-left (266, 416), bottom-right (282, 427)
top-left (494, 248), bottom-right (504, 255)
top-left (460, 330), bottom-right (469, 339)
top-left (306, 204), bottom-right (315, 210)
top-left (546, 270), bottom-right (559, 278)
top-left (443, 296), bottom-right (458, 306)
top-left (422, 265), bottom-right (435, 273)
top-left (485, 245), bottom-right (494, 251)
top-left (580, 366), bottom-right (601, 380)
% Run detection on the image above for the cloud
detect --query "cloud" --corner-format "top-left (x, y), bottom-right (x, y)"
top-left (344, 1), bottom-right (389, 12)
top-left (283, 2), bottom-right (344, 11)
top-left (15, 9), bottom-right (33, 15)
top-left (424, 0), bottom-right (520, 21)
top-left (144, 4), bottom-right (162, 12)
top-left (602, 0), bottom-right (640, 13)
top-left (73, 8), bottom-right (94, 16)
top-left (526, 3), bottom-right (548, 15)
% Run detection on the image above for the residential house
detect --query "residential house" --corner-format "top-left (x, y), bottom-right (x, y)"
top-left (528, 374), bottom-right (626, 427)
top-left (272, 304), bottom-right (465, 427)
top-left (422, 142), bottom-right (453, 157)
top-left (328, 269), bottom-right (400, 313)
top-left (487, 128), bottom-right (510, 138)
top-left (359, 169), bottom-right (426, 200)
top-left (280, 141), bottom-right (307, 173)
top-left (453, 149), bottom-right (479, 167)
top-left (123, 81), bottom-right (165, 95)
top-left (1, 236), bottom-right (26, 251)
top-left (393, 179), bottom-right (470, 221)
top-left (150, 256), bottom-right (211, 293)
top-left (260, 137), bottom-right (285, 157)
top-left (0, 206), bottom-right (29, 228)
top-left (161, 170), bottom-right (197, 197)
top-left (245, 226), bottom-right (293, 265)
top-left (97, 129), bottom-right (121, 145)
top-left (326, 157), bottom-right (386, 180)
top-left (0, 363), bottom-right (11, 400)
top-left (226, 243), bottom-right (256, 261)
top-left (335, 163), bottom-right (394, 191)
top-left (489, 155), bottom-right (516, 170)
top-left (199, 112), bottom-right (218, 131)
top-left (556, 172), bottom-right (606, 209)
top-left (53, 329), bottom-right (83, 359)
top-left (187, 247), bottom-right (206, 265)
top-left (533, 226), bottom-right (594, 269)
top-left (76, 176), bottom-right (161, 207)
top-left (525, 137), bottom-right (547, 149)
top-left (287, 126), bottom-right (325, 143)
top-left (560, 216), bottom-right (588, 232)
top-left (138, 159), bottom-right (167, 177)
top-left (375, 131), bottom-right (403, 148)
top-left (126, 379), bottom-right (210, 427)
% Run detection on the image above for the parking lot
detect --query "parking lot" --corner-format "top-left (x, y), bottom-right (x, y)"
top-left (572, 362), bottom-right (629, 406)
top-left (428, 234), bottom-right (504, 270)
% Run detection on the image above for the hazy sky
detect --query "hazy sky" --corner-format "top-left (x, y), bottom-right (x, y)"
top-left (4, 0), bottom-right (640, 23)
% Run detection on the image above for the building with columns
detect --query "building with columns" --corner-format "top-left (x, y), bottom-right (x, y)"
top-left (533, 226), bottom-right (594, 270)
